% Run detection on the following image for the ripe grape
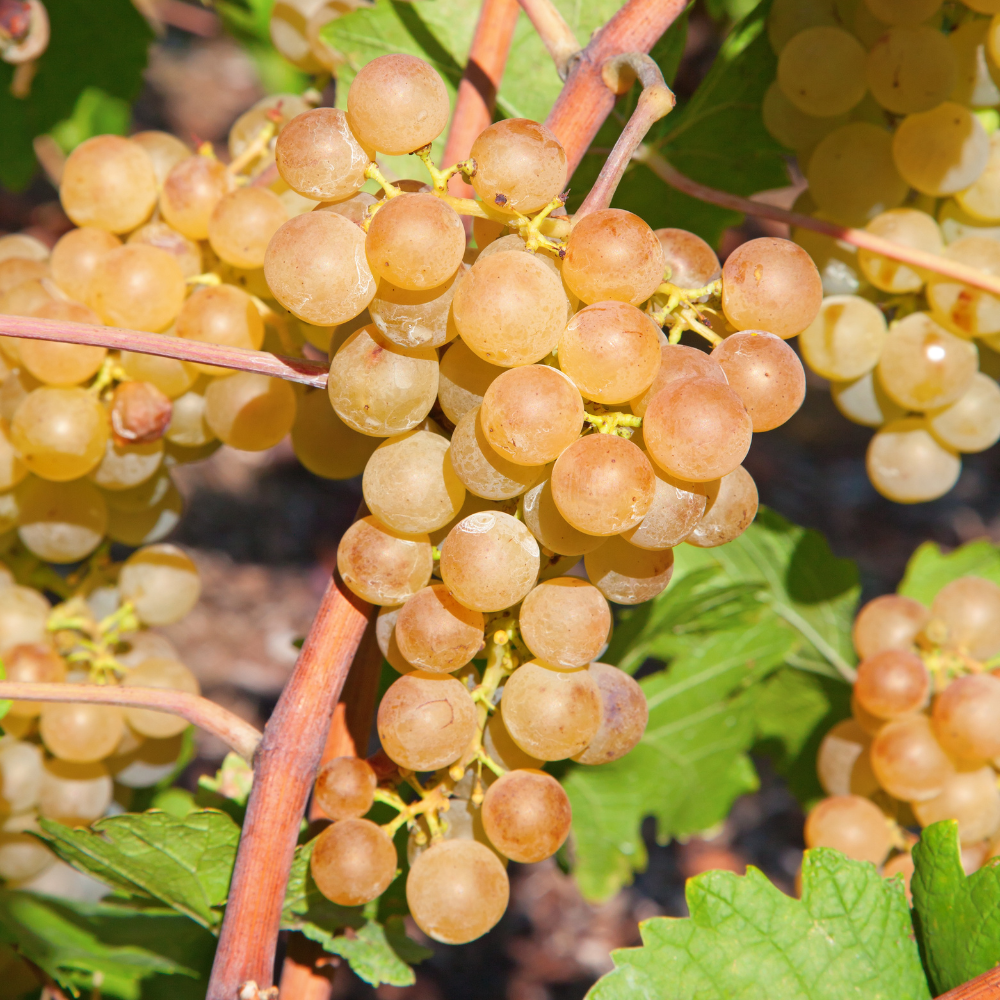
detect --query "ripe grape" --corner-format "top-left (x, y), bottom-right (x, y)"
top-left (863, 0), bottom-right (941, 24)
top-left (406, 839), bottom-right (509, 944)
top-left (685, 465), bottom-right (758, 548)
top-left (369, 265), bottom-right (465, 350)
top-left (88, 439), bottom-right (163, 492)
top-left (803, 795), bottom-right (892, 865)
top-left (0, 738), bottom-right (43, 812)
top-left (630, 343), bottom-right (727, 418)
top-left (208, 188), bottom-right (288, 270)
top-left (439, 510), bottom-right (539, 612)
top-left (128, 221), bottom-right (203, 280)
top-left (123, 657), bottom-right (200, 738)
top-left (932, 673), bottom-right (1000, 765)
top-left (0, 420), bottom-right (25, 494)
top-left (816, 720), bottom-right (879, 798)
top-left (854, 649), bottom-right (929, 720)
top-left (376, 605), bottom-right (414, 674)
top-left (870, 714), bottom-right (954, 801)
top-left (37, 759), bottom-right (112, 825)
top-left (573, 662), bottom-right (648, 765)
top-left (165, 387), bottom-right (215, 448)
top-left (852, 594), bottom-right (930, 660)
top-left (933, 576), bottom-right (1000, 661)
top-left (50, 226), bottom-right (121, 303)
top-left (160, 155), bottom-right (232, 240)
top-left (60, 135), bottom-right (158, 234)
top-left (762, 81), bottom-right (846, 156)
top-left (0, 586), bottom-right (50, 652)
top-left (90, 245), bottom-right (186, 333)
top-left (176, 284), bottom-right (265, 374)
top-left (394, 585), bottom-right (484, 673)
top-left (312, 758), bottom-right (378, 827)
top-left (377, 670), bottom-right (477, 770)
top-left (519, 578), bottom-right (611, 670)
top-left (480, 365), bottom-right (583, 465)
top-left (777, 27), bottom-right (866, 117)
top-left (19, 303), bottom-right (107, 386)
top-left (448, 406), bottom-right (545, 501)
top-left (470, 119), bottom-right (567, 215)
top-left (274, 108), bottom-right (373, 201)
top-left (337, 516), bottom-right (432, 606)
top-left (40, 702), bottom-right (124, 764)
top-left (893, 103), bottom-right (990, 197)
top-left (131, 130), bottom-right (190, 185)
top-left (561, 209), bottom-right (663, 306)
top-left (656, 227), bottom-right (721, 289)
top-left (482, 704), bottom-right (541, 773)
top-left (521, 476), bottom-right (606, 557)
top-left (831, 370), bottom-right (906, 427)
top-left (480, 768), bottom-right (570, 863)
top-left (452, 250), bottom-right (567, 366)
top-left (18, 477), bottom-right (108, 562)
top-left (328, 325), bottom-right (438, 436)
top-left (621, 458), bottom-right (707, 550)
top-left (950, 19), bottom-right (1000, 110)
top-left (0, 233), bottom-right (49, 263)
top-left (265, 212), bottom-right (377, 326)
top-left (310, 817), bottom-right (397, 906)
top-left (313, 191), bottom-right (378, 225)
top-left (289, 389), bottom-right (377, 481)
top-left (858, 209), bottom-right (944, 294)
top-left (120, 347), bottom-right (197, 400)
top-left (767, 0), bottom-right (836, 53)
top-left (11, 387), bottom-right (109, 481)
top-left (550, 435), bottom-right (654, 535)
top-left (928, 373), bottom-right (1000, 453)
top-left (914, 767), bottom-right (1000, 845)
top-left (585, 535), bottom-right (675, 605)
top-left (3, 644), bottom-right (66, 718)
top-left (0, 278), bottom-right (52, 320)
top-left (0, 812), bottom-right (55, 881)
top-left (438, 340), bottom-right (504, 425)
top-left (0, 259), bottom-right (48, 301)
top-left (799, 295), bottom-right (888, 381)
top-left (866, 27), bottom-right (956, 115)
top-left (106, 483), bottom-right (184, 547)
top-left (957, 133), bottom-right (1000, 223)
top-left (118, 543), bottom-right (200, 626)
top-left (926, 237), bottom-right (1000, 338)
top-left (867, 418), bottom-right (961, 504)
top-left (204, 373), bottom-right (297, 451)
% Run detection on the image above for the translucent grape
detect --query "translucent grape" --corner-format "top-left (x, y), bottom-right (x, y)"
top-left (0, 259), bottom-right (47, 301)
top-left (314, 756), bottom-right (377, 821)
top-left (853, 594), bottom-right (930, 660)
top-left (870, 714), bottom-right (954, 801)
top-left (49, 227), bottom-right (120, 303)
top-left (19, 303), bottom-right (107, 386)
top-left (807, 124), bottom-right (908, 225)
top-left (519, 578), bottom-right (611, 670)
top-left (792, 222), bottom-right (862, 296)
top-left (165, 387), bottom-right (215, 448)
top-left (406, 839), bottom-right (509, 944)
top-left (313, 191), bottom-right (378, 225)
top-left (894, 103), bottom-right (990, 197)
top-left (656, 227), bottom-right (721, 289)
top-left (0, 586), bottom-right (50, 652)
top-left (831, 370), bottom-right (906, 427)
top-left (777, 27), bottom-right (866, 117)
top-left (854, 649), bottom-right (929, 721)
top-left (927, 237), bottom-right (1000, 338)
top-left (550, 435), bottom-right (654, 535)
top-left (863, 0), bottom-right (942, 26)
top-left (816, 720), bottom-right (879, 798)
top-left (685, 465), bottom-right (759, 548)
top-left (0, 738), bottom-right (43, 811)
top-left (804, 795), bottom-right (892, 865)
top-left (866, 26), bottom-right (956, 115)
top-left (915, 767), bottom-right (1000, 845)
top-left (18, 477), bottom-right (108, 562)
top-left (933, 576), bottom-right (1000, 661)
top-left (36, 758), bottom-right (112, 827)
top-left (118, 543), bottom-right (200, 626)
top-left (501, 660), bottom-right (601, 760)
top-left (60, 135), bottom-right (158, 234)
top-left (347, 54), bottom-right (450, 155)
top-left (877, 313), bottom-right (978, 410)
top-left (337, 516), bottom-right (432, 606)
top-left (377, 670), bottom-right (477, 770)
top-left (119, 348), bottom-right (196, 400)
top-left (584, 535), bottom-right (675, 605)
top-left (572, 662), bottom-right (648, 765)
top-left (949, 19), bottom-right (1000, 110)
top-left (370, 265), bottom-right (465, 350)
top-left (328, 325), bottom-right (438, 436)
top-left (867, 418), bottom-right (961, 504)
top-left (88, 439), bottom-right (163, 492)
top-left (106, 483), bottom-right (184, 547)
top-left (799, 295), bottom-right (887, 381)
top-left (956, 133), bottom-right (1000, 223)
top-left (931, 673), bottom-right (1000, 767)
top-left (858, 209), bottom-right (944, 294)
top-left (621, 458), bottom-right (707, 550)
top-left (629, 343), bottom-right (727, 418)
top-left (0, 812), bottom-right (55, 881)
top-left (561, 209), bottom-right (663, 306)
top-left (131, 130), bottom-right (190, 185)
top-left (310, 817), bottom-right (397, 906)
top-left (274, 108), bottom-right (372, 201)
top-left (128, 220), bottom-right (202, 279)
top-left (122, 657), bottom-right (200, 738)
top-left (452, 250), bottom-right (567, 366)
top-left (0, 278), bottom-right (51, 321)
top-left (204, 373), bottom-right (297, 451)
top-left (208, 188), bottom-right (288, 270)
top-left (521, 476), bottom-right (606, 557)
top-left (160, 155), bottom-right (232, 240)
top-left (928, 373), bottom-right (1000, 453)
top-left (439, 510), bottom-right (539, 612)
top-left (762, 81), bottom-right (846, 155)
top-left (175, 286), bottom-right (265, 375)
top-left (90, 245), bottom-right (186, 333)
top-left (291, 388), bottom-right (379, 480)
top-left (376, 605), bottom-right (415, 674)
top-left (395, 584), bottom-right (484, 673)
top-left (480, 768), bottom-right (570, 863)
top-left (438, 340), bottom-right (504, 424)
top-left (39, 702), bottom-right (124, 763)
top-left (265, 212), bottom-right (376, 326)
top-left (11, 387), bottom-right (109, 481)
top-left (470, 119), bottom-right (567, 215)
top-left (3, 645), bottom-right (66, 718)
top-left (448, 406), bottom-right (545, 501)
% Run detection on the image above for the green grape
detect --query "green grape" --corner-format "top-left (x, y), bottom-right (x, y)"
top-left (893, 103), bottom-right (990, 197)
top-left (927, 237), bottom-right (1000, 338)
top-left (767, 0), bottom-right (836, 53)
top-left (777, 27), bottom-right (867, 117)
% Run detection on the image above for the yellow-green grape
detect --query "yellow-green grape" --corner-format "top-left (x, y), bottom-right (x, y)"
top-left (337, 515), bottom-right (433, 605)
top-left (11, 387), bottom-right (109, 481)
top-left (290, 387), bottom-right (378, 479)
top-left (877, 312), bottom-right (978, 409)
top-left (310, 818), bottom-right (398, 907)
top-left (437, 339), bottom-right (504, 425)
top-left (0, 260), bottom-right (48, 305)
top-left (40, 702), bottom-right (124, 763)
top-left (394, 584), bottom-right (484, 673)
top-left (90, 245), bottom-right (186, 332)
top-left (762, 81), bottom-right (847, 155)
top-left (362, 429), bottom-right (465, 534)
top-left (208, 187), bottom-right (288, 270)
top-left (328, 325), bottom-right (438, 436)
top-left (831, 370), bottom-right (906, 426)
top-left (685, 465), bottom-right (759, 548)
top-left (102, 467), bottom-right (174, 514)
top-left (584, 535), bottom-right (675, 605)
top-left (17, 302), bottom-right (106, 387)
top-left (176, 284), bottom-right (266, 375)
top-left (59, 135), bottom-right (158, 234)
top-left (573, 662), bottom-right (649, 765)
top-left (621, 455), bottom-right (707, 550)
top-left (866, 417), bottom-right (961, 503)
top-left (88, 439), bottom-right (163, 491)
top-left (159, 154), bottom-right (232, 240)
top-left (2, 646), bottom-right (64, 719)
top-left (777, 27), bottom-right (866, 117)
top-left (274, 107), bottom-right (373, 201)
top-left (792, 222), bottom-right (862, 296)
top-left (131, 130), bottom-right (190, 186)
top-left (38, 759), bottom-right (113, 825)
top-left (128, 221), bottom-right (202, 282)
top-left (122, 658), bottom-right (200, 738)
top-left (893, 103), bottom-right (990, 197)
top-left (865, 27), bottom-right (956, 115)
top-left (927, 372), bottom-right (1000, 453)
top-left (949, 19), bottom-right (1000, 109)
top-left (800, 294), bottom-right (888, 380)
top-left (119, 348), bottom-right (197, 400)
top-left (956, 133), bottom-right (1000, 223)
top-left (913, 767), bottom-right (1000, 845)
top-left (265, 212), bottom-right (377, 327)
top-left (520, 476), bottom-right (606, 557)
top-left (452, 250), bottom-right (567, 366)
top-left (863, 0), bottom-right (941, 24)
top-left (18, 477), bottom-right (108, 562)
top-left (858, 208), bottom-right (944, 293)
top-left (369, 265), bottom-right (465, 350)
top-left (926, 236), bottom-right (1000, 338)
top-left (519, 578), bottom-right (611, 670)
top-left (470, 119), bottom-right (568, 215)
top-left (347, 53), bottom-right (450, 155)
top-left (49, 227), bottom-right (119, 303)
top-left (119, 543), bottom-right (200, 625)
top-left (807, 124), bottom-right (908, 224)
top-left (165, 386), bottom-right (215, 448)
top-left (204, 373), bottom-right (297, 451)
top-left (106, 481), bottom-right (183, 547)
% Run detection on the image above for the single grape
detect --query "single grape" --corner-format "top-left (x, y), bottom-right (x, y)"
top-left (337, 516), bottom-right (433, 606)
top-left (519, 578), bottom-right (611, 670)
top-left (376, 605), bottom-right (415, 674)
top-left (131, 130), bottom-right (190, 185)
top-left (799, 295), bottom-right (888, 381)
top-left (762, 80), bottom-right (846, 156)
top-left (2, 644), bottom-right (66, 719)
top-left (160, 154), bottom-right (232, 240)
top-left (204, 373), bottom-right (297, 451)
top-left (314, 756), bottom-right (377, 821)
top-left (49, 227), bottom-right (121, 303)
top-left (438, 339), bottom-right (505, 424)
top-left (18, 477), bottom-right (108, 562)
top-left (12, 387), bottom-right (109, 481)
top-left (656, 227), bottom-right (721, 289)
top-left (854, 649), bottom-right (929, 721)
top-left (894, 103), bottom-right (990, 197)
top-left (831, 370), bottom-right (906, 428)
top-left (39, 702), bottom-right (124, 764)
top-left (439, 510), bottom-right (539, 612)
top-left (630, 343), bottom-right (727, 418)
top-left (585, 535), bottom-right (675, 605)
top-left (370, 265), bottom-right (466, 350)
top-left (108, 378), bottom-right (178, 448)
top-left (853, 594), bottom-right (930, 660)
top-left (480, 768), bottom-right (570, 863)
top-left (932, 673), bottom-right (1000, 765)
top-left (207, 188), bottom-right (288, 270)
top-left (804, 795), bottom-right (892, 865)
top-left (106, 483), bottom-right (184, 547)
top-left (274, 108), bottom-right (373, 201)
top-left (0, 278), bottom-right (51, 321)
top-left (914, 766), bottom-right (1000, 845)
top-left (90, 245), bottom-right (186, 333)
top-left (859, 210), bottom-right (943, 295)
top-left (60, 135), bottom-right (158, 234)
top-left (572, 662), bottom-right (648, 765)
top-left (816, 720), bottom-right (879, 798)
top-left (88, 439), bottom-right (163, 492)
top-left (394, 585), bottom-right (484, 673)
top-left (291, 388), bottom-right (380, 480)
top-left (313, 191), bottom-right (378, 225)
top-left (122, 657), bottom-right (200, 738)
top-left (933, 576), bottom-right (1000, 661)
top-left (378, 670), bottom-right (477, 770)
top-left (310, 817), bottom-right (397, 906)
top-left (175, 284), bottom-right (266, 374)
top-left (18, 302), bottom-right (106, 387)
top-left (927, 373), bottom-right (1000, 453)
top-left (452, 250), bottom-right (567, 366)
top-left (0, 812), bottom-right (55, 881)
top-left (685, 465), bottom-right (758, 548)
top-left (128, 220), bottom-right (202, 280)
top-left (870, 714), bottom-right (954, 801)
top-left (0, 738), bottom-right (43, 812)
top-left (0, 586), bottom-right (50, 653)
top-left (777, 27), bottom-right (866, 116)
top-left (165, 387), bottom-right (215, 448)
top-left (520, 476), bottom-right (606, 557)
top-left (866, 26), bottom-right (956, 115)
top-left (0, 259), bottom-right (48, 302)
top-left (118, 543), bottom-right (200, 626)
top-left (957, 133), bottom-right (1000, 223)
top-left (867, 418), bottom-right (961, 504)
top-left (621, 457), bottom-right (708, 550)
top-left (37, 758), bottom-right (112, 825)
top-left (863, 0), bottom-right (941, 27)
top-left (119, 348), bottom-right (197, 400)
top-left (950, 19), bottom-right (1000, 111)
top-left (926, 237), bottom-right (1000, 338)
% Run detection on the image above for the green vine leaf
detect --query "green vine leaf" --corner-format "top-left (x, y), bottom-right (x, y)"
top-left (898, 539), bottom-right (1000, 607)
top-left (587, 848), bottom-right (931, 1000)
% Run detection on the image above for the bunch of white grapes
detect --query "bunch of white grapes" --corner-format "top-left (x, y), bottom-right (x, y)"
top-left (763, 0), bottom-right (1000, 503)
top-left (804, 575), bottom-right (1000, 896)
top-left (0, 542), bottom-right (202, 892)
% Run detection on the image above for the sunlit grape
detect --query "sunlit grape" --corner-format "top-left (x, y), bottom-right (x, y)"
top-left (926, 237), bottom-right (1000, 338)
top-left (933, 576), bottom-right (1000, 661)
top-left (160, 154), bottom-right (232, 240)
top-left (291, 388), bottom-right (379, 480)
top-left (448, 406), bottom-right (545, 501)
top-left (853, 594), bottom-right (930, 660)
top-left (370, 266), bottom-right (465, 350)
top-left (816, 720), bottom-right (879, 798)
top-left (204, 373), bottom-right (297, 451)
top-left (867, 418), bottom-right (961, 504)
top-left (314, 756), bottom-right (377, 821)
top-left (49, 227), bottom-right (121, 303)
top-left (88, 439), bottom-right (163, 492)
top-left (870, 713), bottom-right (954, 801)
top-left (128, 220), bottom-right (202, 280)
top-left (630, 343), bottom-right (726, 418)
top-left (519, 578), bottom-right (611, 670)
top-left (37, 759), bottom-right (112, 825)
top-left (855, 649), bottom-right (929, 721)
top-left (777, 27), bottom-right (866, 117)
top-left (894, 103), bottom-right (990, 197)
top-left (18, 477), bottom-right (108, 562)
top-left (275, 107), bottom-right (373, 201)
top-left (395, 584), bottom-right (484, 673)
top-left (11, 387), bottom-right (109, 481)
top-left (913, 767), bottom-right (1000, 845)
top-left (858, 209), bottom-right (944, 294)
top-left (928, 373), bottom-right (1000, 453)
top-left (176, 284), bottom-right (265, 375)
top-left (40, 701), bottom-right (124, 764)
top-left (685, 465), bottom-right (758, 548)
top-left (131, 130), bottom-right (190, 185)
top-left (90, 245), bottom-right (186, 333)
top-left (3, 645), bottom-right (65, 719)
top-left (831, 370), bottom-right (906, 427)
top-left (208, 187), bottom-right (288, 270)
top-left (123, 657), bottom-right (200, 738)
top-left (572, 662), bottom-right (647, 765)
top-left (119, 543), bottom-right (201, 626)
top-left (804, 795), bottom-right (892, 865)
top-left (311, 818), bottom-right (397, 906)
top-left (956, 132), bottom-right (1000, 223)
top-left (520, 475), bottom-right (605, 557)
top-left (165, 386), bottom-right (215, 448)
top-left (800, 295), bottom-right (888, 381)
top-left (584, 535), bottom-right (674, 605)
top-left (437, 339), bottom-right (504, 424)
top-left (337, 515), bottom-right (433, 606)
top-left (481, 768), bottom-right (571, 863)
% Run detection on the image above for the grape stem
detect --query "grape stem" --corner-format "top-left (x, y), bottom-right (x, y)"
top-left (516, 0), bottom-right (581, 79)
top-left (413, 145), bottom-right (476, 195)
top-left (227, 119), bottom-right (276, 178)
top-left (633, 144), bottom-right (1000, 300)
top-left (0, 682), bottom-right (263, 761)
top-left (583, 407), bottom-right (642, 438)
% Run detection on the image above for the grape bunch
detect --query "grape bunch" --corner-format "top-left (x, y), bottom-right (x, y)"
top-left (763, 0), bottom-right (1000, 502)
top-left (0, 542), bottom-right (203, 892)
top-left (805, 574), bottom-right (1000, 893)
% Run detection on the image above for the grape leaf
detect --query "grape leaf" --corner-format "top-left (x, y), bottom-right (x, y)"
top-left (898, 539), bottom-right (1000, 608)
top-left (587, 848), bottom-right (931, 1000)
top-left (911, 819), bottom-right (1000, 995)
top-left (0, 0), bottom-right (153, 189)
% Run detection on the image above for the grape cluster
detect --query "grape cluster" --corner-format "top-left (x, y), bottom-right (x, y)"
top-left (806, 575), bottom-right (1000, 894)
top-left (0, 543), bottom-right (202, 890)
top-left (763, 0), bottom-right (1000, 502)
